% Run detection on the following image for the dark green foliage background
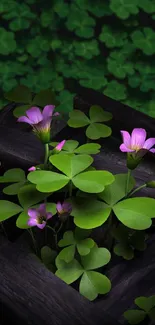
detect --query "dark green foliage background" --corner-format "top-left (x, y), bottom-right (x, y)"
top-left (0, 0), bottom-right (155, 116)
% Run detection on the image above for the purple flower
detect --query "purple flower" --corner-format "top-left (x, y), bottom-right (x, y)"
top-left (56, 201), bottom-right (72, 222)
top-left (27, 203), bottom-right (52, 229)
top-left (28, 166), bottom-right (36, 172)
top-left (55, 140), bottom-right (66, 151)
top-left (120, 128), bottom-right (155, 154)
top-left (18, 105), bottom-right (60, 144)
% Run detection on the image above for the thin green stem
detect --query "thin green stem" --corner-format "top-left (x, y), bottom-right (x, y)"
top-left (46, 224), bottom-right (58, 249)
top-left (128, 184), bottom-right (147, 197)
top-left (44, 143), bottom-right (49, 167)
top-left (68, 181), bottom-right (73, 197)
top-left (1, 222), bottom-right (8, 239)
top-left (125, 169), bottom-right (131, 196)
top-left (46, 225), bottom-right (56, 233)
top-left (28, 228), bottom-right (38, 256)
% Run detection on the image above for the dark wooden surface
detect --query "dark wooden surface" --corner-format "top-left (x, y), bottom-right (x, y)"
top-left (0, 233), bottom-right (120, 325)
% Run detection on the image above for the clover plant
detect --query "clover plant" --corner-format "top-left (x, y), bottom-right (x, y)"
top-left (124, 295), bottom-right (155, 324)
top-left (0, 0), bottom-right (155, 117)
top-left (0, 101), bottom-right (155, 301)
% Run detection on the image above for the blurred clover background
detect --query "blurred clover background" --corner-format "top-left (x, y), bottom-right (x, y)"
top-left (0, 0), bottom-right (155, 116)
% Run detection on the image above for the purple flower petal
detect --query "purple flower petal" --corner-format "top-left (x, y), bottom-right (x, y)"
top-left (143, 138), bottom-right (155, 150)
top-left (37, 222), bottom-right (46, 229)
top-left (56, 140), bottom-right (66, 151)
top-left (56, 202), bottom-right (62, 214)
top-left (28, 208), bottom-right (39, 219)
top-left (38, 203), bottom-right (46, 216)
top-left (120, 131), bottom-right (131, 147)
top-left (150, 148), bottom-right (155, 153)
top-left (119, 144), bottom-right (134, 152)
top-left (46, 212), bottom-right (53, 220)
top-left (27, 217), bottom-right (38, 227)
top-left (53, 112), bottom-right (60, 116)
top-left (26, 107), bottom-right (43, 124)
top-left (17, 116), bottom-right (34, 125)
top-left (28, 166), bottom-right (36, 172)
top-left (131, 128), bottom-right (146, 150)
top-left (42, 105), bottom-right (55, 119)
top-left (62, 202), bottom-right (72, 214)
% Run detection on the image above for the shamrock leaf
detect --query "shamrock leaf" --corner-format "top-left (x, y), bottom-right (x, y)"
top-left (112, 224), bottom-right (147, 260)
top-left (103, 81), bottom-right (127, 100)
top-left (0, 168), bottom-right (26, 195)
top-left (9, 18), bottom-right (30, 31)
top-left (17, 184), bottom-right (49, 209)
top-left (4, 85), bottom-right (32, 104)
top-left (110, 0), bottom-right (139, 19)
top-left (58, 228), bottom-right (95, 262)
top-left (124, 310), bottom-right (146, 324)
top-left (69, 197), bottom-right (112, 229)
top-left (68, 106), bottom-right (112, 140)
top-left (73, 40), bottom-right (100, 59)
top-left (124, 295), bottom-right (155, 324)
top-left (79, 70), bottom-right (107, 90)
top-left (76, 0), bottom-right (112, 17)
top-left (107, 57), bottom-right (134, 79)
top-left (41, 246), bottom-right (57, 273)
top-left (56, 90), bottom-right (75, 113)
top-left (138, 0), bottom-right (155, 14)
top-left (113, 197), bottom-right (155, 230)
top-left (65, 5), bottom-right (96, 38)
top-left (50, 140), bottom-right (101, 155)
top-left (135, 296), bottom-right (155, 313)
top-left (53, 0), bottom-right (69, 18)
top-left (0, 27), bottom-right (17, 54)
top-left (99, 25), bottom-right (128, 48)
top-left (32, 89), bottom-right (58, 107)
top-left (0, 200), bottom-right (23, 222)
top-left (28, 155), bottom-right (114, 194)
top-left (98, 173), bottom-right (135, 206)
top-left (55, 244), bottom-right (111, 301)
top-left (131, 28), bottom-right (155, 55)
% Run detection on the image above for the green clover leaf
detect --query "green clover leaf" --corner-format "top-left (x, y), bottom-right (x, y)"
top-left (99, 25), bottom-right (128, 48)
top-left (131, 28), bottom-right (155, 55)
top-left (0, 28), bottom-right (16, 55)
top-left (98, 173), bottom-right (136, 206)
top-left (50, 140), bottom-right (101, 155)
top-left (73, 40), bottom-right (100, 59)
top-left (69, 197), bottom-right (112, 229)
top-left (113, 197), bottom-right (155, 230)
top-left (124, 295), bottom-right (155, 324)
top-left (58, 228), bottom-right (95, 262)
top-left (41, 246), bottom-right (57, 273)
top-left (112, 224), bottom-right (147, 260)
top-left (68, 106), bottom-right (112, 140)
top-left (0, 168), bottom-right (26, 195)
top-left (110, 0), bottom-right (139, 19)
top-left (103, 81), bottom-right (127, 100)
top-left (55, 244), bottom-right (111, 300)
top-left (65, 5), bottom-right (96, 38)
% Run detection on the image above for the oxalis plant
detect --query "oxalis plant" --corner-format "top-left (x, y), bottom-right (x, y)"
top-left (1, 103), bottom-right (155, 301)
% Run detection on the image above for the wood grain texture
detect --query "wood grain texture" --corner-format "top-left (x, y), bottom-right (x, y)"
top-left (0, 234), bottom-right (119, 325)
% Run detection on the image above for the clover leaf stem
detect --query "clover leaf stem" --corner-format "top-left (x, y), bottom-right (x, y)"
top-left (44, 143), bottom-right (49, 168)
